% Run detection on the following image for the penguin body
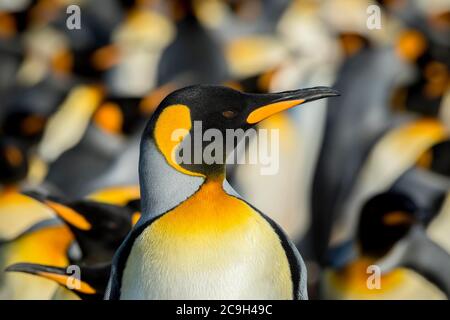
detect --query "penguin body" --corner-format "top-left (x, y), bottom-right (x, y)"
top-left (107, 84), bottom-right (339, 300)
top-left (120, 179), bottom-right (302, 300)
top-left (322, 258), bottom-right (446, 300)
top-left (322, 191), bottom-right (450, 300)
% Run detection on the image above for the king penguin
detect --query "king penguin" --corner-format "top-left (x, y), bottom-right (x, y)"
top-left (322, 191), bottom-right (449, 300)
top-left (106, 84), bottom-right (339, 300)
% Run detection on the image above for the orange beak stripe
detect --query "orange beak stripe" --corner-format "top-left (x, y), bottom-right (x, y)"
top-left (38, 272), bottom-right (96, 294)
top-left (246, 99), bottom-right (304, 124)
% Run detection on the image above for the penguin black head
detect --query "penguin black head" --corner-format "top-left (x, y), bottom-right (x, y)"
top-left (60, 201), bottom-right (134, 250)
top-left (23, 191), bottom-right (134, 264)
top-left (55, 201), bottom-right (134, 264)
top-left (358, 192), bottom-right (418, 258)
top-left (145, 84), bottom-right (339, 176)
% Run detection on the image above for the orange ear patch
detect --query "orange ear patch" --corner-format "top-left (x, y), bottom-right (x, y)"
top-left (46, 201), bottom-right (91, 231)
top-left (153, 104), bottom-right (205, 177)
top-left (0, 13), bottom-right (16, 38)
top-left (423, 61), bottom-right (449, 99)
top-left (94, 102), bottom-right (124, 134)
top-left (51, 49), bottom-right (74, 74)
top-left (339, 33), bottom-right (366, 57)
top-left (21, 115), bottom-right (46, 136)
top-left (4, 146), bottom-right (23, 167)
top-left (383, 211), bottom-right (414, 226)
top-left (91, 45), bottom-right (121, 71)
top-left (395, 30), bottom-right (427, 62)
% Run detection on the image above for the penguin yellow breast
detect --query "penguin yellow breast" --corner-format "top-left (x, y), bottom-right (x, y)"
top-left (322, 258), bottom-right (446, 300)
top-left (0, 225), bottom-right (73, 299)
top-left (120, 180), bottom-right (293, 300)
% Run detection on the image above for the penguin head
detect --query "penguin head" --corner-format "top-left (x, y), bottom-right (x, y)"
top-left (51, 200), bottom-right (134, 264)
top-left (5, 262), bottom-right (110, 300)
top-left (23, 191), bottom-right (134, 264)
top-left (358, 192), bottom-right (418, 258)
top-left (145, 84), bottom-right (339, 176)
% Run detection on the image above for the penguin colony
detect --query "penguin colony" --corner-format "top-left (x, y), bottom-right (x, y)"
top-left (0, 0), bottom-right (449, 300)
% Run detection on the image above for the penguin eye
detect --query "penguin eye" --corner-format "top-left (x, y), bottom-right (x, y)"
top-left (222, 110), bottom-right (238, 119)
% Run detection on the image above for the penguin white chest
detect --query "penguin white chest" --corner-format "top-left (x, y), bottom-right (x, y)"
top-left (120, 183), bottom-right (293, 300)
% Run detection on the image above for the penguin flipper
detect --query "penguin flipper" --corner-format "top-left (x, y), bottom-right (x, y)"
top-left (6, 262), bottom-right (111, 300)
top-left (259, 212), bottom-right (308, 300)
top-left (216, 186), bottom-right (308, 300)
top-left (106, 216), bottom-right (160, 300)
top-left (237, 199), bottom-right (308, 300)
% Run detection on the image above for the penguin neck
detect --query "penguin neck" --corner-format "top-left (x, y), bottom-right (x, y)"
top-left (203, 171), bottom-right (226, 187)
top-left (139, 138), bottom-right (229, 222)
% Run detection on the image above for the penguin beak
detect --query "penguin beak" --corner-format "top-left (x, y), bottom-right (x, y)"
top-left (376, 225), bottom-right (450, 296)
top-left (245, 86), bottom-right (339, 124)
top-left (5, 263), bottom-right (97, 295)
top-left (22, 191), bottom-right (92, 231)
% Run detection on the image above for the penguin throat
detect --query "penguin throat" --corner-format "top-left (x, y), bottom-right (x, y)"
top-left (180, 161), bottom-right (226, 179)
top-left (139, 138), bottom-right (205, 220)
top-left (140, 104), bottom-right (231, 221)
top-left (204, 171), bottom-right (226, 184)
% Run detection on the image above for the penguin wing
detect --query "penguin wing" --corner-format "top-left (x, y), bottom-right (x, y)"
top-left (253, 207), bottom-right (309, 300)
top-left (105, 216), bottom-right (160, 300)
top-left (224, 183), bottom-right (308, 299)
